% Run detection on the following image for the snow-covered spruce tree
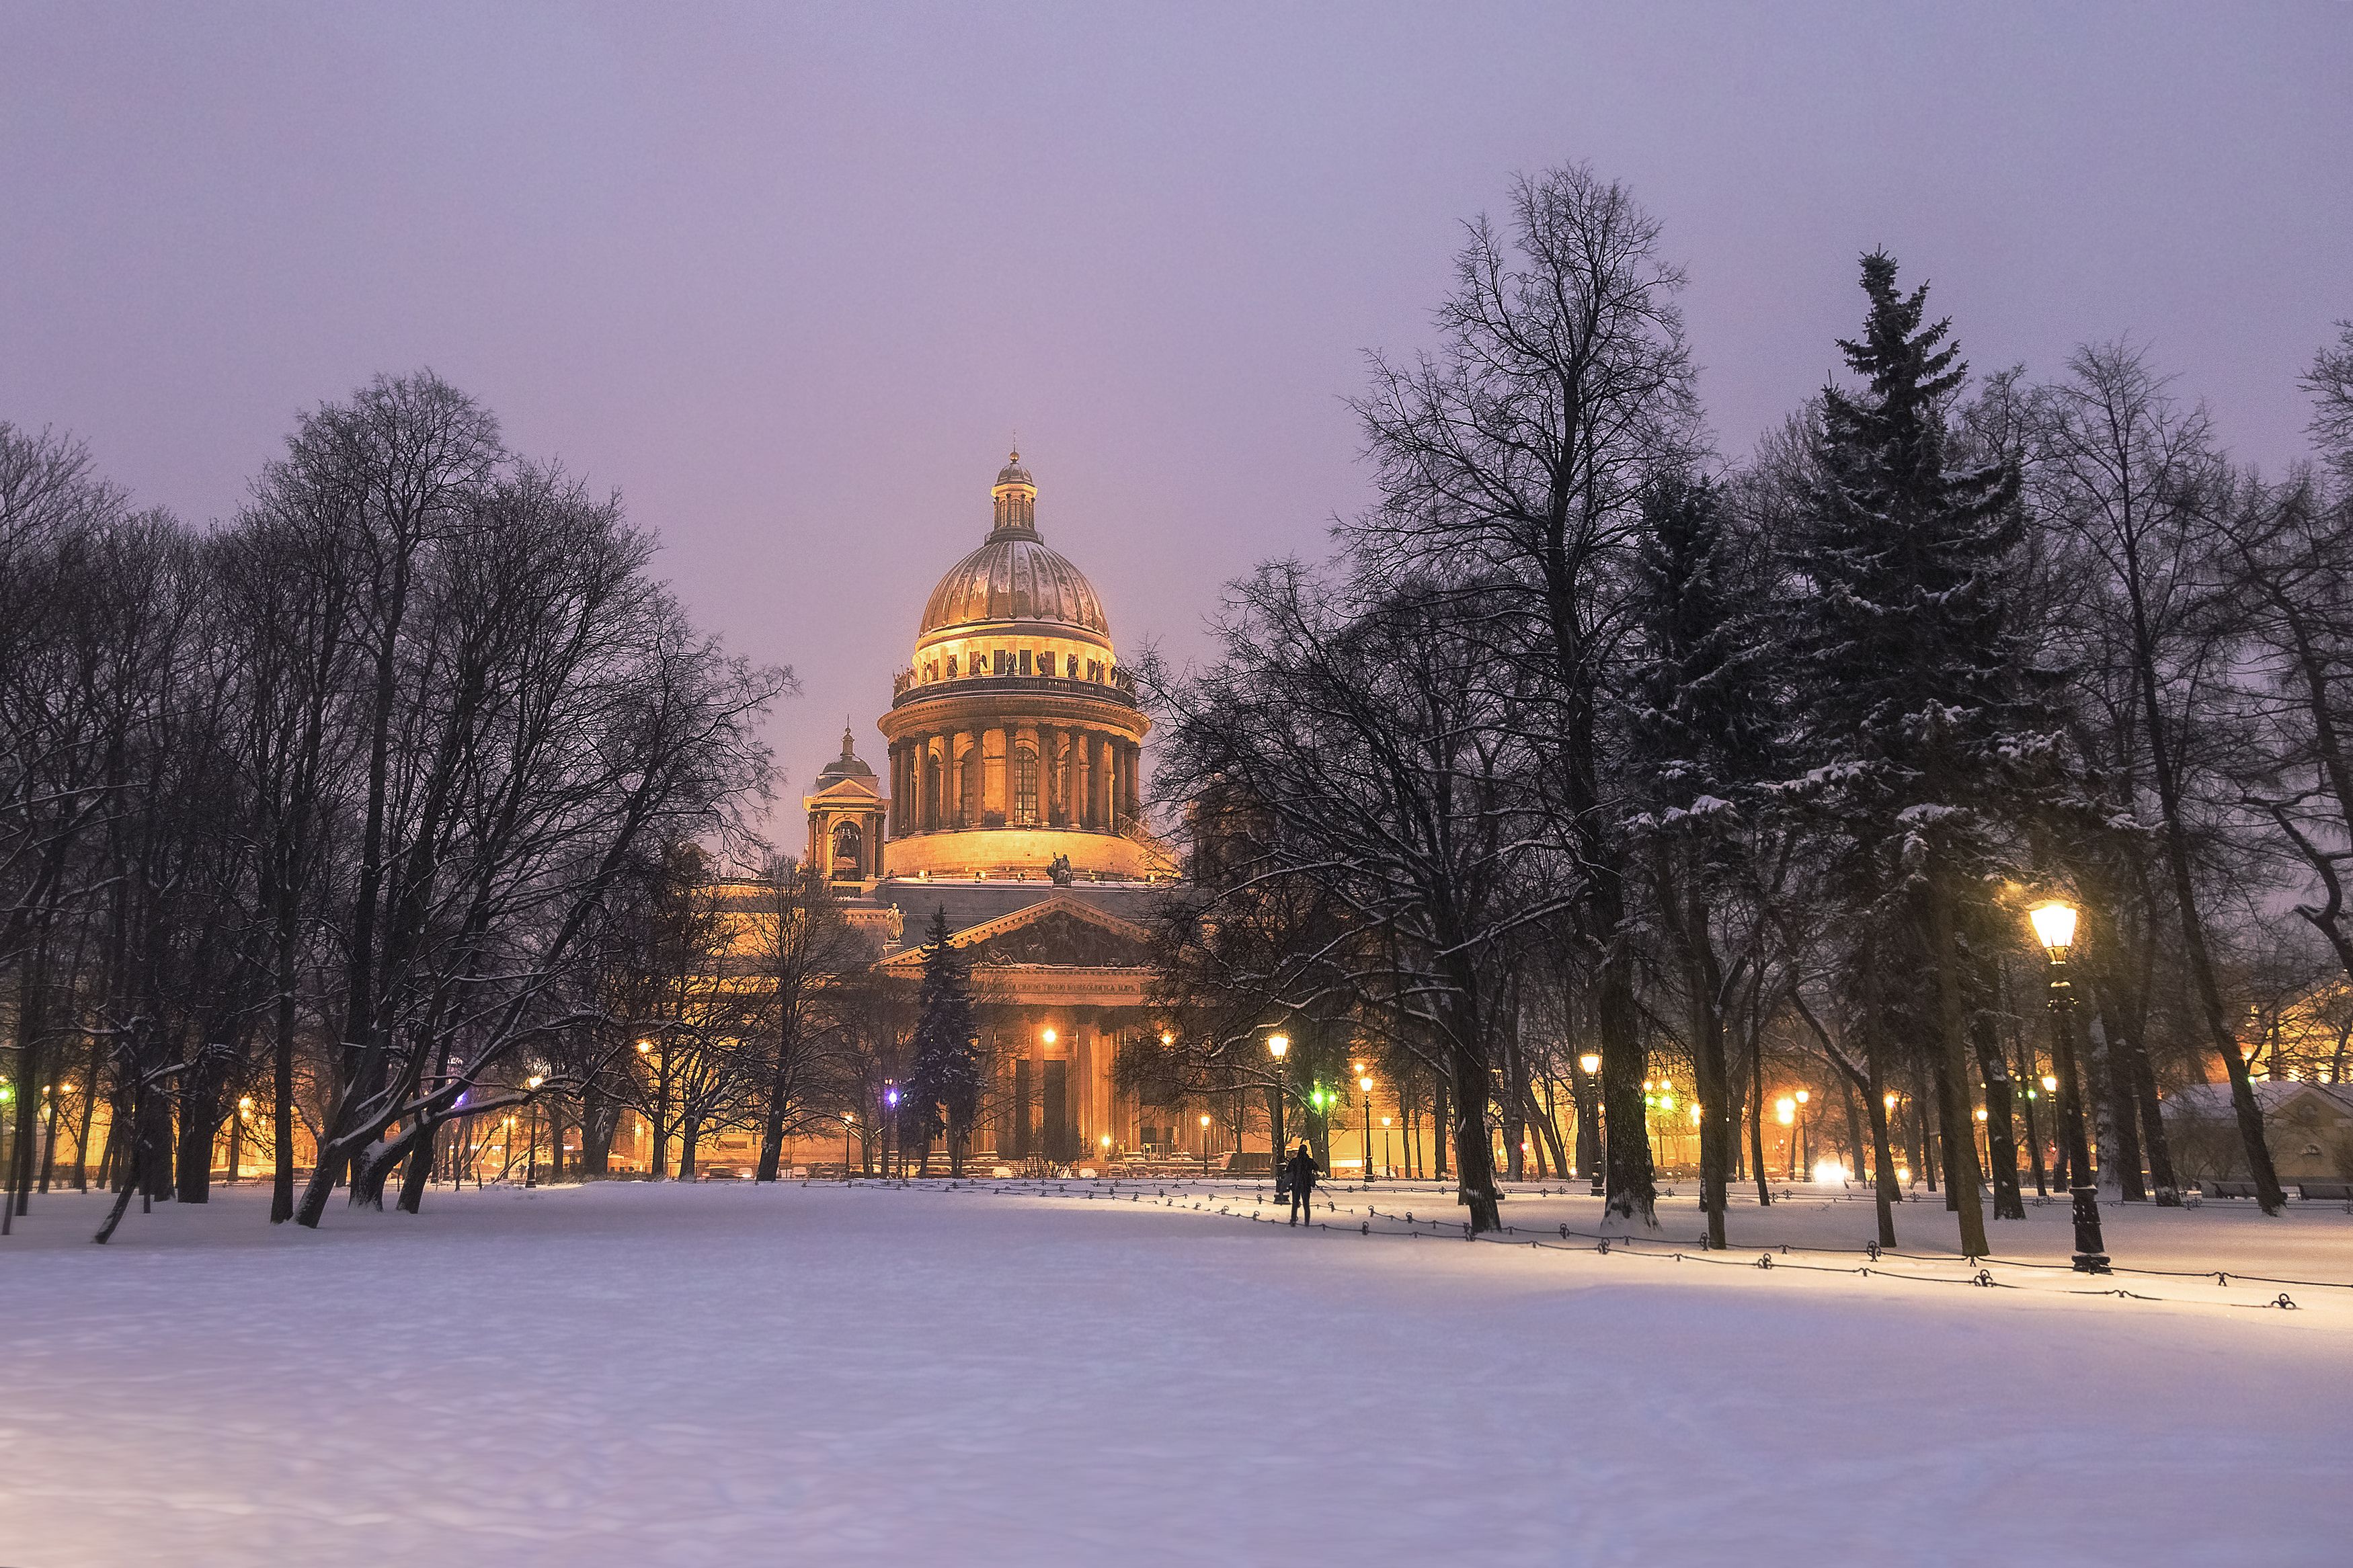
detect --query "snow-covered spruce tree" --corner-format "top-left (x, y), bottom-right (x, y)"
top-left (905, 907), bottom-right (982, 1178)
top-left (1626, 471), bottom-right (1782, 1248)
top-left (1783, 250), bottom-right (2050, 1257)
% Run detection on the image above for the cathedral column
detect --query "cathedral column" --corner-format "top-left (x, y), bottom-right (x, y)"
top-left (1076, 730), bottom-right (1096, 830)
top-left (1074, 1016), bottom-right (1093, 1155)
top-left (969, 727), bottom-right (988, 826)
top-left (1054, 727), bottom-right (1073, 827)
top-left (1040, 728), bottom-right (1059, 827)
top-left (1123, 741), bottom-right (1142, 825)
top-left (1096, 734), bottom-right (1115, 830)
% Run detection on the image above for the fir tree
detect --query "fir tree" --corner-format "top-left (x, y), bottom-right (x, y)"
top-left (1787, 250), bottom-right (2044, 1253)
top-left (1630, 473), bottom-right (1778, 808)
top-left (905, 907), bottom-right (984, 1177)
top-left (1627, 472), bottom-right (1780, 1245)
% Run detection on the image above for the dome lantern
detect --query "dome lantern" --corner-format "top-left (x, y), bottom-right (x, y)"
top-left (991, 447), bottom-right (1037, 536)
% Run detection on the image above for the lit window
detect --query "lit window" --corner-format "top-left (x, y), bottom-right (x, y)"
top-left (1014, 748), bottom-right (1039, 824)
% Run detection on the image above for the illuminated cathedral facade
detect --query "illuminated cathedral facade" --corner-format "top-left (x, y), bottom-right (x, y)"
top-left (787, 452), bottom-right (1181, 1167)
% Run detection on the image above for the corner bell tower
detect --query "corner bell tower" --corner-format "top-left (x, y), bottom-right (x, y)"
top-left (803, 723), bottom-right (888, 885)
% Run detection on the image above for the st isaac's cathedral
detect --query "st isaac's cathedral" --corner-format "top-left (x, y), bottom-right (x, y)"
top-left (777, 452), bottom-right (1181, 1167)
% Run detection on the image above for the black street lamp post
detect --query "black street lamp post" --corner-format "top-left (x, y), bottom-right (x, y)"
top-left (1357, 1071), bottom-right (1375, 1186)
top-left (1268, 1032), bottom-right (1290, 1169)
top-left (1579, 1053), bottom-right (1605, 1196)
top-left (2031, 902), bottom-right (2110, 1274)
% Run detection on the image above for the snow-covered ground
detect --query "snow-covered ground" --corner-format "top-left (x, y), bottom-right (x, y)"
top-left (5, 1178), bottom-right (2349, 1568)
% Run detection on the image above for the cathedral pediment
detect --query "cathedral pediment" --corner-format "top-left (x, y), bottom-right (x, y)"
top-left (877, 891), bottom-right (1155, 974)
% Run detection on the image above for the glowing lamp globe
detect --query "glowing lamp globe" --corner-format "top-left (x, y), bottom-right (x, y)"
top-left (1267, 1034), bottom-right (1289, 1059)
top-left (2029, 901), bottom-right (2079, 954)
top-left (1579, 1053), bottom-right (1601, 1075)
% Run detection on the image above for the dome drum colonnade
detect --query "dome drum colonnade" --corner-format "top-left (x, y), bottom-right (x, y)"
top-left (878, 453), bottom-right (1152, 880)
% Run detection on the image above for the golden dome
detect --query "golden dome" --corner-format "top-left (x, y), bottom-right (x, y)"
top-left (919, 534), bottom-right (1109, 641)
top-left (918, 453), bottom-right (1111, 643)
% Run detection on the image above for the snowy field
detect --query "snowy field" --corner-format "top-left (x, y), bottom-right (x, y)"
top-left (5, 1178), bottom-right (2350, 1568)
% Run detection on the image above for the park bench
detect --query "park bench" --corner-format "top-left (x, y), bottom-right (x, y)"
top-left (2297, 1180), bottom-right (2353, 1202)
top-left (2200, 1180), bottom-right (2263, 1199)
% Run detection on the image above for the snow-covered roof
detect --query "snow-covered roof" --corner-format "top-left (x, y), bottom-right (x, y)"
top-left (2160, 1081), bottom-right (2353, 1118)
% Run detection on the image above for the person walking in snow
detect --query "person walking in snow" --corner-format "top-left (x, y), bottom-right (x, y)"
top-left (1283, 1141), bottom-right (1320, 1226)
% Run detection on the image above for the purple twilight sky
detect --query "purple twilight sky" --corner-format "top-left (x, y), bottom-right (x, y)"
top-left (6, 3), bottom-right (2350, 846)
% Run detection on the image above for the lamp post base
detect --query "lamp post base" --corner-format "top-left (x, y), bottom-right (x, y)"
top-left (2069, 1183), bottom-right (2110, 1273)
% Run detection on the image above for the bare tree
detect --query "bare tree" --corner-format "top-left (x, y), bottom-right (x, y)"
top-left (1349, 163), bottom-right (1702, 1225)
top-left (2028, 342), bottom-right (2287, 1211)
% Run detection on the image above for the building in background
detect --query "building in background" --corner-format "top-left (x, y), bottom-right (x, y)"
top-left (766, 452), bottom-right (1179, 1169)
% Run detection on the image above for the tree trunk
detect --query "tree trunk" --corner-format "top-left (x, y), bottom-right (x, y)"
top-left (1747, 1019), bottom-right (1770, 1208)
top-left (1449, 1047), bottom-right (1501, 1233)
top-left (7, 959), bottom-right (44, 1225)
top-left (1839, 1074), bottom-right (1867, 1188)
top-left (396, 1112), bottom-right (439, 1212)
top-left (1968, 979), bottom-right (2026, 1221)
top-left (2091, 1009), bottom-right (2147, 1201)
top-left (580, 1083), bottom-right (616, 1176)
top-left (1597, 937), bottom-right (1657, 1226)
top-left (2131, 608), bottom-right (2287, 1210)
top-left (1861, 983), bottom-right (1899, 1246)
